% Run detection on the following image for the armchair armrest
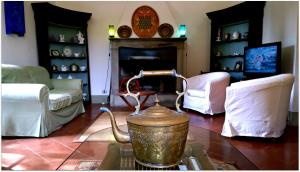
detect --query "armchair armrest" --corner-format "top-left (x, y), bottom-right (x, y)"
top-left (51, 79), bottom-right (82, 90)
top-left (2, 83), bottom-right (49, 102)
top-left (225, 74), bottom-right (294, 112)
top-left (184, 75), bottom-right (208, 90)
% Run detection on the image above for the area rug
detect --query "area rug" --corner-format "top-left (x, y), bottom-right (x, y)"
top-left (74, 111), bottom-right (194, 142)
top-left (73, 111), bottom-right (129, 142)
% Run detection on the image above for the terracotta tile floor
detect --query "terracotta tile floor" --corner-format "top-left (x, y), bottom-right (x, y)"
top-left (2, 104), bottom-right (298, 170)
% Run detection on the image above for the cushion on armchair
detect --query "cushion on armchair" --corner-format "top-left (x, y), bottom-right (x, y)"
top-left (2, 64), bottom-right (31, 83)
top-left (49, 89), bottom-right (83, 111)
top-left (26, 66), bottom-right (53, 89)
top-left (2, 64), bottom-right (53, 89)
top-left (187, 89), bottom-right (205, 98)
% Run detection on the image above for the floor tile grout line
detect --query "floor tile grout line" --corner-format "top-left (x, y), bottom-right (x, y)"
top-left (55, 140), bottom-right (84, 170)
top-left (50, 137), bottom-right (78, 152)
top-left (56, 112), bottom-right (102, 170)
top-left (16, 140), bottom-right (51, 163)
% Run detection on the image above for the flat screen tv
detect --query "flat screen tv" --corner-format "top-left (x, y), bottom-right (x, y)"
top-left (244, 42), bottom-right (281, 78)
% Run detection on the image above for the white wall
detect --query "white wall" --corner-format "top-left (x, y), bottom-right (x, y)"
top-left (1, 1), bottom-right (38, 66)
top-left (263, 1), bottom-right (298, 112)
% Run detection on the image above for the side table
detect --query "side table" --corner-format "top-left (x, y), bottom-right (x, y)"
top-left (118, 90), bottom-right (156, 111)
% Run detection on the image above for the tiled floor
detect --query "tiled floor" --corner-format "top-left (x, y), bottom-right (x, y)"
top-left (2, 104), bottom-right (298, 170)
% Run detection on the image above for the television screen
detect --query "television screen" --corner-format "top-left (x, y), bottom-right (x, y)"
top-left (244, 42), bottom-right (281, 77)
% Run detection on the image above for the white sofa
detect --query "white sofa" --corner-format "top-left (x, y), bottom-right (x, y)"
top-left (2, 64), bottom-right (85, 137)
top-left (221, 74), bottom-right (294, 138)
top-left (183, 72), bottom-right (230, 115)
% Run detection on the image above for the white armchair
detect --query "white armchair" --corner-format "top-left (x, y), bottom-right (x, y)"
top-left (221, 74), bottom-right (294, 138)
top-left (183, 72), bottom-right (230, 115)
top-left (2, 64), bottom-right (85, 137)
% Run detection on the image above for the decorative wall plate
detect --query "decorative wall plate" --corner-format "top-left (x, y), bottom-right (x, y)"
top-left (63, 46), bottom-right (72, 57)
top-left (117, 25), bottom-right (132, 38)
top-left (158, 23), bottom-right (174, 38)
top-left (131, 6), bottom-right (159, 38)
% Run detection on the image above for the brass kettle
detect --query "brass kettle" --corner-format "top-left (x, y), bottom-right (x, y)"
top-left (100, 69), bottom-right (189, 168)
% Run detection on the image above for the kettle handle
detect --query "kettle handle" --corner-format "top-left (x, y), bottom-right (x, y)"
top-left (123, 69), bottom-right (187, 114)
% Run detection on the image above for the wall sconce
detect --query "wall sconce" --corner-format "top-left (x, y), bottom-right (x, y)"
top-left (108, 25), bottom-right (115, 38)
top-left (178, 24), bottom-right (186, 37)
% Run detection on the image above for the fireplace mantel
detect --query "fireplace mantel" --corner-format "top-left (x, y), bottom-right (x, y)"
top-left (109, 37), bottom-right (187, 107)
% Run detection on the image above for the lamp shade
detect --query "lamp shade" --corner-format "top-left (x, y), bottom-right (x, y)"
top-left (178, 24), bottom-right (186, 37)
top-left (108, 25), bottom-right (115, 37)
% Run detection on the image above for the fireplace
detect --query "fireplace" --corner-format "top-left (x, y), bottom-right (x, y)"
top-left (110, 38), bottom-right (187, 107)
top-left (119, 47), bottom-right (177, 93)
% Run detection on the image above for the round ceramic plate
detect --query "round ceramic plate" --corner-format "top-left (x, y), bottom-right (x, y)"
top-left (63, 46), bottom-right (72, 57)
top-left (117, 25), bottom-right (132, 38)
top-left (131, 6), bottom-right (159, 38)
top-left (158, 23), bottom-right (174, 38)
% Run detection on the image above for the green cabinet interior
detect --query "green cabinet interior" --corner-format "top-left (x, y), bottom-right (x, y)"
top-left (207, 2), bottom-right (265, 82)
top-left (32, 2), bottom-right (92, 104)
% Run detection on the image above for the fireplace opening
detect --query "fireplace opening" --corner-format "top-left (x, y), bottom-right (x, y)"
top-left (119, 47), bottom-right (177, 93)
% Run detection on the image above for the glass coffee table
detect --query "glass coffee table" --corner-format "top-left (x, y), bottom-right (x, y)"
top-left (58, 125), bottom-right (258, 170)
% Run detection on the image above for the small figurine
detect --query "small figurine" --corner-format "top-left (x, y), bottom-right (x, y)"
top-left (216, 28), bottom-right (221, 42)
top-left (61, 65), bottom-right (68, 71)
top-left (68, 74), bottom-right (73, 79)
top-left (57, 75), bottom-right (62, 79)
top-left (52, 64), bottom-right (58, 71)
top-left (59, 34), bottom-right (65, 42)
top-left (77, 31), bottom-right (85, 44)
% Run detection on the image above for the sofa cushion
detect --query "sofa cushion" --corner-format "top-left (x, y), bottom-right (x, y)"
top-left (26, 66), bottom-right (53, 89)
top-left (2, 64), bottom-right (32, 83)
top-left (50, 89), bottom-right (82, 104)
top-left (1, 64), bottom-right (53, 89)
top-left (49, 92), bottom-right (72, 111)
top-left (187, 89), bottom-right (206, 98)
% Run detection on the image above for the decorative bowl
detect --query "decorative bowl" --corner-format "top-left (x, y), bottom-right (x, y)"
top-left (74, 53), bottom-right (80, 57)
top-left (158, 23), bottom-right (174, 38)
top-left (117, 25), bottom-right (132, 38)
top-left (232, 32), bottom-right (240, 40)
top-left (80, 66), bottom-right (86, 71)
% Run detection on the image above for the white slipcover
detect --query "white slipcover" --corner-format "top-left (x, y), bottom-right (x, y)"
top-left (2, 64), bottom-right (85, 137)
top-left (221, 74), bottom-right (294, 138)
top-left (183, 72), bottom-right (230, 115)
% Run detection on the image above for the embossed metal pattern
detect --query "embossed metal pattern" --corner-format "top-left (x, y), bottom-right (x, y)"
top-left (131, 6), bottom-right (159, 38)
top-left (127, 103), bottom-right (189, 126)
top-left (128, 122), bottom-right (189, 168)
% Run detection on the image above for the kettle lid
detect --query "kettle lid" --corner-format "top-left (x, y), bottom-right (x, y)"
top-left (127, 102), bottom-right (189, 127)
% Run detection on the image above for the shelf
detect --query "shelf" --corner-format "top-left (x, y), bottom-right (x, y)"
top-left (215, 55), bottom-right (244, 58)
top-left (50, 56), bottom-right (86, 59)
top-left (217, 70), bottom-right (243, 73)
top-left (207, 2), bottom-right (265, 83)
top-left (215, 38), bottom-right (248, 44)
top-left (49, 41), bottom-right (86, 46)
top-left (52, 71), bottom-right (88, 74)
top-left (119, 59), bottom-right (174, 62)
top-left (33, 2), bottom-right (92, 104)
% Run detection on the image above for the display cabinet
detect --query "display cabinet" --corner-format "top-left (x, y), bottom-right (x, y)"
top-left (32, 3), bottom-right (92, 104)
top-left (207, 2), bottom-right (265, 82)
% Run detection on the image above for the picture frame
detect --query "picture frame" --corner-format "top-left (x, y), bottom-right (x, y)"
top-left (51, 50), bottom-right (60, 57)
